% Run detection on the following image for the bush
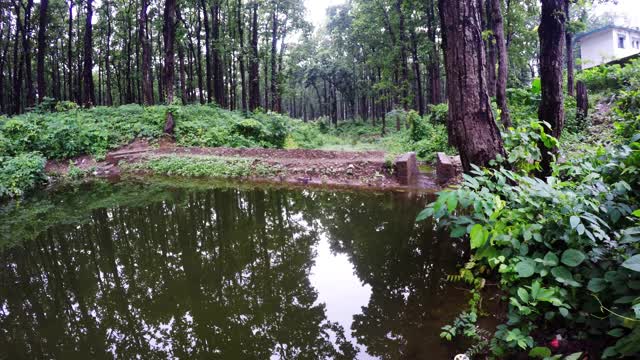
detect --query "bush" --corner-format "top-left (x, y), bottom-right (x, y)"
top-left (423, 87), bottom-right (640, 358)
top-left (0, 152), bottom-right (47, 199)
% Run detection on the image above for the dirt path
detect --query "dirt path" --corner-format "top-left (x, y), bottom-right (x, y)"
top-left (46, 139), bottom-right (439, 191)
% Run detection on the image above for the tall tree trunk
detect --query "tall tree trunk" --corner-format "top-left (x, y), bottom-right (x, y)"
top-left (395, 0), bottom-right (409, 114)
top-left (82, 0), bottom-right (95, 107)
top-left (212, 0), bottom-right (224, 106)
top-left (426, 0), bottom-right (442, 105)
top-left (195, 3), bottom-right (204, 103)
top-left (490, 0), bottom-right (512, 127)
top-left (565, 0), bottom-right (574, 97)
top-left (23, 0), bottom-right (35, 108)
top-left (484, 0), bottom-right (497, 98)
top-left (200, 0), bottom-right (212, 103)
top-left (178, 43), bottom-right (186, 104)
top-left (410, 28), bottom-right (424, 116)
top-left (439, 0), bottom-right (506, 172)
top-left (12, 2), bottom-right (23, 114)
top-left (0, 27), bottom-right (9, 113)
top-left (249, 1), bottom-right (260, 111)
top-left (36, 0), bottom-right (49, 102)
top-left (237, 0), bottom-right (247, 113)
top-left (538, 0), bottom-right (566, 177)
top-left (105, 0), bottom-right (113, 106)
top-left (140, 0), bottom-right (153, 105)
top-left (576, 80), bottom-right (588, 124)
top-left (270, 2), bottom-right (279, 112)
top-left (163, 0), bottom-right (177, 134)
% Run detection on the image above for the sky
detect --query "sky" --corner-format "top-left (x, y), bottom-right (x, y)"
top-left (594, 0), bottom-right (640, 27)
top-left (303, 0), bottom-right (640, 29)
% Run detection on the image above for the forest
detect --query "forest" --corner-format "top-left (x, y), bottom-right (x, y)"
top-left (1, 0), bottom-right (640, 358)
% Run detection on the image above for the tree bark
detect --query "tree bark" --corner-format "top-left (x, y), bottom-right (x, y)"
top-left (490, 0), bottom-right (512, 127)
top-left (82, 0), bottom-right (95, 107)
top-left (439, 0), bottom-right (506, 172)
top-left (395, 0), bottom-right (410, 113)
top-left (163, 0), bottom-right (177, 134)
top-left (426, 0), bottom-right (442, 105)
top-left (249, 0), bottom-right (260, 111)
top-left (538, 0), bottom-right (566, 177)
top-left (212, 0), bottom-right (224, 106)
top-left (410, 28), bottom-right (424, 116)
top-left (12, 1), bottom-right (23, 114)
top-left (140, 0), bottom-right (153, 105)
top-left (237, 0), bottom-right (247, 113)
top-left (105, 0), bottom-right (113, 106)
top-left (270, 2), bottom-right (279, 112)
top-left (576, 80), bottom-right (588, 125)
top-left (484, 0), bottom-right (497, 98)
top-left (36, 0), bottom-right (49, 102)
top-left (200, 0), bottom-right (212, 103)
top-left (565, 0), bottom-right (574, 97)
top-left (23, 0), bottom-right (35, 108)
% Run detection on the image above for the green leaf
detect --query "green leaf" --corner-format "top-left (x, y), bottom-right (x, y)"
top-left (551, 266), bottom-right (581, 287)
top-left (587, 278), bottom-right (607, 293)
top-left (543, 252), bottom-right (559, 267)
top-left (561, 249), bottom-right (586, 267)
top-left (608, 328), bottom-right (625, 337)
top-left (559, 307), bottom-right (569, 317)
top-left (570, 215), bottom-right (581, 229)
top-left (529, 346), bottom-right (552, 358)
top-left (516, 260), bottom-right (535, 278)
top-left (450, 226), bottom-right (466, 238)
top-left (415, 207), bottom-right (433, 222)
top-left (565, 353), bottom-right (583, 360)
top-left (446, 195), bottom-right (458, 212)
top-left (470, 224), bottom-right (487, 249)
top-left (622, 255), bottom-right (640, 272)
top-left (517, 288), bottom-right (529, 303)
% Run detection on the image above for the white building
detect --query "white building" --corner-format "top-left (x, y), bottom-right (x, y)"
top-left (576, 25), bottom-right (640, 69)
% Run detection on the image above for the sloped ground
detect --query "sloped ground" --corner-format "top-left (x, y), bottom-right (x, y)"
top-left (46, 139), bottom-right (439, 191)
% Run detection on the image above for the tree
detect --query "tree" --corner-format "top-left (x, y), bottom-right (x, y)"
top-left (82, 0), bottom-right (96, 107)
top-left (139, 0), bottom-right (153, 105)
top-left (537, 0), bottom-right (566, 177)
top-left (36, 0), bottom-right (49, 102)
top-left (249, 0), bottom-right (260, 111)
top-left (163, 0), bottom-right (177, 134)
top-left (490, 0), bottom-right (512, 128)
top-left (438, 0), bottom-right (506, 172)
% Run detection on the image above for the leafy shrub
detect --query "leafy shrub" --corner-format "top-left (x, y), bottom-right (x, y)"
top-left (426, 103), bottom-right (449, 125)
top-left (422, 85), bottom-right (640, 358)
top-left (0, 152), bottom-right (47, 199)
top-left (577, 58), bottom-right (640, 93)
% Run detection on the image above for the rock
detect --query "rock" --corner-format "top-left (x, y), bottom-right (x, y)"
top-left (436, 152), bottom-right (462, 184)
top-left (395, 152), bottom-right (419, 185)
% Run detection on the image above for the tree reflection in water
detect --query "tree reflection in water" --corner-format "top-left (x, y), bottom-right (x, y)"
top-left (0, 181), bottom-right (467, 359)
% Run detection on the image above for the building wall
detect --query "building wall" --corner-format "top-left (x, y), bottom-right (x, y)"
top-left (580, 28), bottom-right (640, 69)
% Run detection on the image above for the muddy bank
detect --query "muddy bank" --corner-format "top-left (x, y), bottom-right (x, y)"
top-left (46, 140), bottom-right (441, 191)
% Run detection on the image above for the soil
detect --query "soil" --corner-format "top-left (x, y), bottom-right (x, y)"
top-left (46, 139), bottom-right (440, 191)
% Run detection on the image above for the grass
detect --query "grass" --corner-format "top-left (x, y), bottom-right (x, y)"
top-left (124, 155), bottom-right (283, 179)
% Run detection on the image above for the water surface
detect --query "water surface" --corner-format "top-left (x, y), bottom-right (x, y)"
top-left (0, 180), bottom-right (468, 359)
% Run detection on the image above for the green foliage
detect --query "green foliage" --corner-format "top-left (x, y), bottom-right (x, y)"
top-left (577, 59), bottom-right (640, 93)
top-left (425, 104), bottom-right (448, 125)
top-left (423, 88), bottom-right (640, 357)
top-left (0, 152), bottom-right (47, 199)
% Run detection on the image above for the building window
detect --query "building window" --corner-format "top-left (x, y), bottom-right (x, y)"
top-left (618, 35), bottom-right (626, 49)
top-left (634, 39), bottom-right (640, 49)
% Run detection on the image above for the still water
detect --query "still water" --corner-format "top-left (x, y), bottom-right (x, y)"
top-left (0, 180), bottom-right (468, 359)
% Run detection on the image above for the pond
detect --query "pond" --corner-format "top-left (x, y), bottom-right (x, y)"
top-left (0, 179), bottom-right (469, 359)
